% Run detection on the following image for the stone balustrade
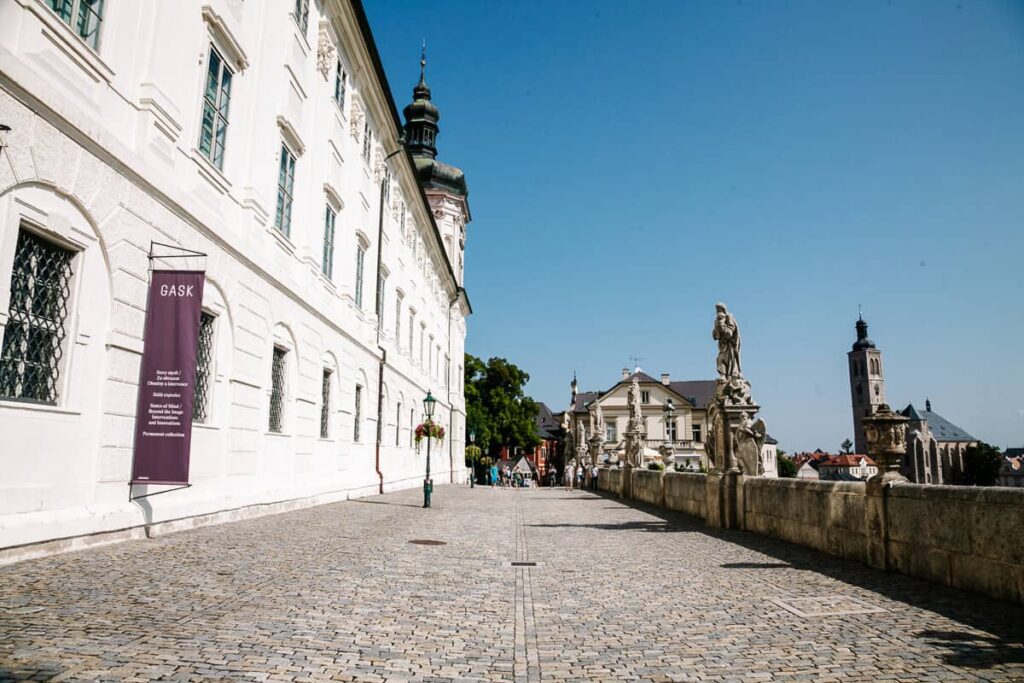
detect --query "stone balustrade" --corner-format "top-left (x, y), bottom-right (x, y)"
top-left (597, 467), bottom-right (1024, 604)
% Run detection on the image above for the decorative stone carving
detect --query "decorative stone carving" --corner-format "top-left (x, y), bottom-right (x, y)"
top-left (316, 23), bottom-right (335, 79)
top-left (735, 411), bottom-right (767, 475)
top-left (713, 302), bottom-right (742, 380)
top-left (576, 420), bottom-right (589, 465)
top-left (589, 401), bottom-right (604, 439)
top-left (626, 376), bottom-right (645, 435)
top-left (863, 403), bottom-right (909, 480)
top-left (349, 99), bottom-right (364, 140)
top-left (705, 304), bottom-right (769, 476)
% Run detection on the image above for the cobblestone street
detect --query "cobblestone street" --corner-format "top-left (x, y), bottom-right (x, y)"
top-left (2, 485), bottom-right (1023, 682)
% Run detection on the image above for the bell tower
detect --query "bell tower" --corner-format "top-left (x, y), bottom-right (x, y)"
top-left (848, 314), bottom-right (886, 455)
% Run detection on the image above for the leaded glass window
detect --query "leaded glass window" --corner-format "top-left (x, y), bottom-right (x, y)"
top-left (353, 384), bottom-right (362, 442)
top-left (0, 230), bottom-right (75, 404)
top-left (269, 346), bottom-right (286, 433)
top-left (354, 245), bottom-right (365, 308)
top-left (199, 45), bottom-right (233, 171)
top-left (334, 60), bottom-right (347, 110)
top-left (49, 0), bottom-right (103, 50)
top-left (322, 206), bottom-right (336, 279)
top-left (294, 0), bottom-right (309, 34)
top-left (192, 312), bottom-right (215, 423)
top-left (274, 144), bottom-right (296, 236)
top-left (320, 368), bottom-right (331, 438)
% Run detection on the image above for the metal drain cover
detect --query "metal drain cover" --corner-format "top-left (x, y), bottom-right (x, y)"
top-left (408, 539), bottom-right (447, 546)
top-left (502, 560), bottom-right (544, 567)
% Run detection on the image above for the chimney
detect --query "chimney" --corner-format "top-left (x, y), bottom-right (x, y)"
top-left (661, 373), bottom-right (670, 386)
top-left (621, 367), bottom-right (629, 380)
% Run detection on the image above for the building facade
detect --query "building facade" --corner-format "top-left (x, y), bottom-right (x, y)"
top-left (845, 316), bottom-right (977, 485)
top-left (564, 369), bottom-right (778, 475)
top-left (0, 0), bottom-right (470, 558)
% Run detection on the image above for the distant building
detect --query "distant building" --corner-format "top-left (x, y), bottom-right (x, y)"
top-left (1000, 448), bottom-right (1024, 488)
top-left (846, 316), bottom-right (978, 485)
top-left (562, 368), bottom-right (778, 474)
top-left (797, 461), bottom-right (820, 480)
top-left (900, 400), bottom-right (978, 485)
top-left (529, 403), bottom-right (561, 475)
top-left (818, 455), bottom-right (879, 481)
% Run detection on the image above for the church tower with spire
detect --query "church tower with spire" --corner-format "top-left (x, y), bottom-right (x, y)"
top-left (402, 46), bottom-right (470, 286)
top-left (848, 314), bottom-right (886, 455)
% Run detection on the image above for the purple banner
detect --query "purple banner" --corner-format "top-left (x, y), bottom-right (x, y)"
top-left (131, 270), bottom-right (206, 485)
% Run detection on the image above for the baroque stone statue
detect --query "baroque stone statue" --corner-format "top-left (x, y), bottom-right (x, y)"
top-left (576, 420), bottom-right (589, 464)
top-left (590, 401), bottom-right (604, 440)
top-left (713, 302), bottom-right (742, 380)
top-left (626, 376), bottom-right (644, 434)
top-left (734, 411), bottom-right (768, 475)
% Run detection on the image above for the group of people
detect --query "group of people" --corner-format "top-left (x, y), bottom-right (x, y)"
top-left (548, 462), bottom-right (599, 491)
top-left (485, 463), bottom-right (535, 488)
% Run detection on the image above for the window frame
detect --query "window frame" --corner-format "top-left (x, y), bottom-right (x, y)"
top-left (293, 0), bottom-right (310, 35)
top-left (198, 44), bottom-right (233, 171)
top-left (354, 243), bottom-right (366, 308)
top-left (334, 59), bottom-right (347, 111)
top-left (0, 227), bottom-right (78, 406)
top-left (47, 0), bottom-right (104, 51)
top-left (322, 205), bottom-right (336, 279)
top-left (353, 383), bottom-right (363, 442)
top-left (274, 143), bottom-right (297, 237)
top-left (268, 345), bottom-right (288, 433)
top-left (320, 367), bottom-right (332, 439)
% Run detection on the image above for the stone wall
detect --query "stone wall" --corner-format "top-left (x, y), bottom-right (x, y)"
top-left (663, 472), bottom-right (707, 519)
top-left (742, 478), bottom-right (867, 564)
top-left (631, 470), bottom-right (664, 506)
top-left (886, 485), bottom-right (1024, 603)
top-left (595, 467), bottom-right (1024, 604)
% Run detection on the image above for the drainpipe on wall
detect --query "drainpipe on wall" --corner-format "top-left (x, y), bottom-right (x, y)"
top-left (373, 142), bottom-right (406, 495)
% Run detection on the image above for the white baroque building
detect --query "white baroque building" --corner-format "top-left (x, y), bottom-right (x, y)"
top-left (0, 0), bottom-right (471, 560)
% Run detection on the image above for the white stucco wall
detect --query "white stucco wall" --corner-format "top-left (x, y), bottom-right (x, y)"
top-left (0, 0), bottom-right (468, 558)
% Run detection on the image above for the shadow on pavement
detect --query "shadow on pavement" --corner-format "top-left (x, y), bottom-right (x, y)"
top-left (352, 499), bottom-right (422, 509)
top-left (586, 489), bottom-right (1024, 672)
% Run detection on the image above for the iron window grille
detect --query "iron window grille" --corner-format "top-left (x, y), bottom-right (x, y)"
top-left (407, 312), bottom-right (414, 355)
top-left (409, 407), bottom-right (414, 447)
top-left (199, 45), bottom-right (233, 171)
top-left (274, 144), bottom-right (296, 236)
top-left (269, 346), bottom-right (287, 433)
top-left (0, 230), bottom-right (75, 405)
top-left (48, 0), bottom-right (103, 50)
top-left (396, 402), bottom-right (401, 445)
top-left (354, 245), bottom-right (365, 308)
top-left (353, 384), bottom-right (362, 442)
top-left (293, 0), bottom-right (309, 34)
top-left (192, 312), bottom-right (215, 423)
top-left (322, 206), bottom-right (336, 279)
top-left (334, 61), bottom-right (347, 110)
top-left (320, 368), bottom-right (332, 438)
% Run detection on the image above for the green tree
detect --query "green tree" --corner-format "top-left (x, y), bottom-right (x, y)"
top-left (777, 452), bottom-right (797, 478)
top-left (840, 439), bottom-right (853, 454)
top-left (464, 354), bottom-right (540, 457)
top-left (957, 442), bottom-right (1003, 486)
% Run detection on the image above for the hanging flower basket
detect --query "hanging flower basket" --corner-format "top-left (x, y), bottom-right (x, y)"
top-left (415, 420), bottom-right (445, 449)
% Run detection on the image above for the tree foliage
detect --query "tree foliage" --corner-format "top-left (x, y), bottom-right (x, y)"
top-left (957, 442), bottom-right (1003, 486)
top-left (464, 354), bottom-right (540, 457)
top-left (840, 439), bottom-right (853, 454)
top-left (777, 453), bottom-right (797, 478)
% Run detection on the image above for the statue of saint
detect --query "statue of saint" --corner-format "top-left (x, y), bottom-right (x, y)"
top-left (590, 402), bottom-right (604, 441)
top-left (713, 303), bottom-right (742, 380)
top-left (627, 377), bottom-right (644, 434)
top-left (735, 410), bottom-right (768, 475)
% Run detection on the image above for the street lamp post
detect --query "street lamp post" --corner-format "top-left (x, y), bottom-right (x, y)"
top-left (423, 391), bottom-right (436, 508)
top-left (662, 398), bottom-right (676, 467)
top-left (469, 430), bottom-right (476, 488)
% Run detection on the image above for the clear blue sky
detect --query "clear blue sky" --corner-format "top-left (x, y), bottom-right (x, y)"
top-left (365, 0), bottom-right (1024, 452)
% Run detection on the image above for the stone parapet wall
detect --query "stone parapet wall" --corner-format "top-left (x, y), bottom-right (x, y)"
top-left (631, 469), bottom-right (664, 506)
top-left (594, 467), bottom-right (1024, 604)
top-left (886, 484), bottom-right (1024, 603)
top-left (663, 472), bottom-right (706, 519)
top-left (742, 477), bottom-right (867, 563)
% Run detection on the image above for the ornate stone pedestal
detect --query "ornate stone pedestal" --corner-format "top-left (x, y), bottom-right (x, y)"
top-left (862, 404), bottom-right (910, 570)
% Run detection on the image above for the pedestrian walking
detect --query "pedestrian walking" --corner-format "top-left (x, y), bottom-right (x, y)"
top-left (591, 464), bottom-right (599, 491)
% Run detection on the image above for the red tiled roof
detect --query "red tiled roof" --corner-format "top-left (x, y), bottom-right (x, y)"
top-left (819, 454), bottom-right (877, 468)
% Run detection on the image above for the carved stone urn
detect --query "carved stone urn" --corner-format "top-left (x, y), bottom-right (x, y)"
top-left (862, 404), bottom-right (909, 478)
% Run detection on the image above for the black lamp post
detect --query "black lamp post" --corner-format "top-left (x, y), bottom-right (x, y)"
top-left (423, 390), bottom-right (436, 508)
top-left (469, 430), bottom-right (476, 488)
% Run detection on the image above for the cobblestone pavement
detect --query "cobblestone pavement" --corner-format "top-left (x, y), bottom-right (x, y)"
top-left (2, 486), bottom-right (1023, 682)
